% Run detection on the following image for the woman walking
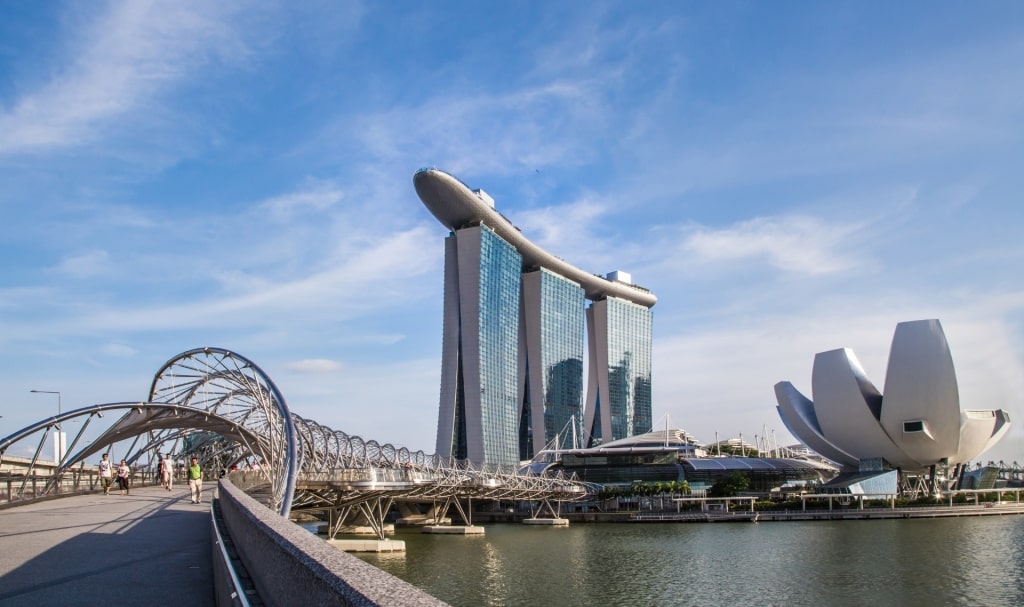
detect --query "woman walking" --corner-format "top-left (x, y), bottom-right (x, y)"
top-left (116, 459), bottom-right (131, 496)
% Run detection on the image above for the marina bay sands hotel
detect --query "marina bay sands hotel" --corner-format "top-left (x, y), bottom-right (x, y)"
top-left (414, 168), bottom-right (657, 468)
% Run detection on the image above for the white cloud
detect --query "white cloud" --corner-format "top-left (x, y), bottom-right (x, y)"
top-left (53, 250), bottom-right (111, 277)
top-left (348, 81), bottom-right (598, 177)
top-left (257, 180), bottom-right (345, 218)
top-left (0, 1), bottom-right (250, 155)
top-left (286, 359), bottom-right (343, 373)
top-left (515, 197), bottom-right (611, 258)
top-left (680, 215), bottom-right (865, 275)
top-left (605, 33), bottom-right (1024, 202)
top-left (0, 286), bottom-right (59, 310)
top-left (100, 343), bottom-right (138, 357)
top-left (0, 224), bottom-right (439, 343)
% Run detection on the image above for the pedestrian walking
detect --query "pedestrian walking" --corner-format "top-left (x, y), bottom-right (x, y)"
top-left (162, 453), bottom-right (174, 491)
top-left (98, 453), bottom-right (114, 495)
top-left (116, 459), bottom-right (131, 495)
top-left (187, 456), bottom-right (203, 504)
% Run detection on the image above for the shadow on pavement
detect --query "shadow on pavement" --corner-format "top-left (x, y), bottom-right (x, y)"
top-left (0, 488), bottom-right (214, 606)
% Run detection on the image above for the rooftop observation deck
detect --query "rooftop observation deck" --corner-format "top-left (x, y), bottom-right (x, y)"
top-left (413, 168), bottom-right (658, 308)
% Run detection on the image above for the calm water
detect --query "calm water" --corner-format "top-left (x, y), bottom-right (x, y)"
top-left (347, 517), bottom-right (1024, 607)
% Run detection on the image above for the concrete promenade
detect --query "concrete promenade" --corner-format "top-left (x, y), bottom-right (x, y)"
top-left (0, 482), bottom-right (215, 606)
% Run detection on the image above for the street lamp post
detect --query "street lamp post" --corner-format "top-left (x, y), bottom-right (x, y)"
top-left (30, 390), bottom-right (63, 466)
top-left (30, 389), bottom-right (61, 417)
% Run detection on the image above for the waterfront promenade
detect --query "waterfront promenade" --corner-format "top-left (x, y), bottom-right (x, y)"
top-left (0, 483), bottom-right (214, 606)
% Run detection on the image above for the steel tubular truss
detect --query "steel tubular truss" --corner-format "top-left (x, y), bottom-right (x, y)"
top-left (148, 347), bottom-right (300, 514)
top-left (285, 461), bottom-right (593, 539)
top-left (1, 347), bottom-right (594, 524)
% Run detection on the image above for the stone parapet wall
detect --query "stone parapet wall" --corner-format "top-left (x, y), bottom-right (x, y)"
top-left (216, 479), bottom-right (448, 607)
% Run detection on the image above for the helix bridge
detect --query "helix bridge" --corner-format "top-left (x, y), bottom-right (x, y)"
top-left (0, 348), bottom-right (592, 538)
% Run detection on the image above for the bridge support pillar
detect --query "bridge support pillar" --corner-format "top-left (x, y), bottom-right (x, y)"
top-left (323, 497), bottom-right (396, 540)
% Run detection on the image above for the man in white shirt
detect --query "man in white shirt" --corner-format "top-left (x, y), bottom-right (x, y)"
top-left (162, 454), bottom-right (174, 491)
top-left (98, 453), bottom-right (113, 495)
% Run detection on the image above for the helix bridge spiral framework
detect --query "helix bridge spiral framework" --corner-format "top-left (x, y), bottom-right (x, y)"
top-left (1, 347), bottom-right (593, 526)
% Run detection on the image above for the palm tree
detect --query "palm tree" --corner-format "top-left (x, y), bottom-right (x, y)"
top-left (652, 481), bottom-right (665, 510)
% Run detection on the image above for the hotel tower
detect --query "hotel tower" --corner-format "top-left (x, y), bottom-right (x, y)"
top-left (414, 169), bottom-right (657, 467)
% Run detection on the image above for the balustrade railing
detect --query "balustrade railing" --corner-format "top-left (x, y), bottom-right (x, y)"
top-left (0, 470), bottom-right (159, 505)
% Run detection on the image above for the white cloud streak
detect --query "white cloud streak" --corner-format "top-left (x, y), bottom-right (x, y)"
top-left (53, 249), bottom-right (111, 278)
top-left (0, 223), bottom-right (439, 344)
top-left (286, 359), bottom-right (344, 374)
top-left (257, 180), bottom-right (345, 218)
top-left (347, 82), bottom-right (599, 177)
top-left (680, 215), bottom-right (865, 275)
top-left (100, 343), bottom-right (138, 358)
top-left (0, 1), bottom-right (250, 155)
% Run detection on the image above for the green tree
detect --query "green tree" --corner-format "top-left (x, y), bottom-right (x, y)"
top-left (708, 471), bottom-right (749, 497)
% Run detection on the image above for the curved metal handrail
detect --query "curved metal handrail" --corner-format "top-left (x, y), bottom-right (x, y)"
top-left (1, 347), bottom-right (595, 515)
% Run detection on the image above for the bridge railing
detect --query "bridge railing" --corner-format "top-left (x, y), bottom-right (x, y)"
top-left (0, 470), bottom-right (159, 506)
top-left (298, 468), bottom-right (437, 484)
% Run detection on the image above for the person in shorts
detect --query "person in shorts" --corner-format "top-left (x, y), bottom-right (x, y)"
top-left (98, 453), bottom-right (113, 495)
top-left (162, 453), bottom-right (174, 491)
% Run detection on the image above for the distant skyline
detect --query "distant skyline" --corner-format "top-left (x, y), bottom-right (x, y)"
top-left (1, 2), bottom-right (1022, 463)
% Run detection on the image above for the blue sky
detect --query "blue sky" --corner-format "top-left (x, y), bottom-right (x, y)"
top-left (2, 2), bottom-right (1022, 463)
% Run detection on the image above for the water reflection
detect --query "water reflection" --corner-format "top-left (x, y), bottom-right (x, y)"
top-left (351, 518), bottom-right (1024, 607)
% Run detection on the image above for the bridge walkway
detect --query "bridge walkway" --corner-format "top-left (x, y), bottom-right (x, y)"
top-left (0, 483), bottom-right (215, 606)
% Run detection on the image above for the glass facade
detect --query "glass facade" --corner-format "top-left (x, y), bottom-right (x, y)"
top-left (437, 228), bottom-right (653, 467)
top-left (422, 169), bottom-right (659, 470)
top-left (521, 269), bottom-right (585, 458)
top-left (538, 271), bottom-right (585, 450)
top-left (551, 452), bottom-right (827, 490)
top-left (474, 227), bottom-right (522, 467)
top-left (605, 298), bottom-right (653, 441)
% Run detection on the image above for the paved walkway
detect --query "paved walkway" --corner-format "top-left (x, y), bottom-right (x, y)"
top-left (0, 482), bottom-right (215, 606)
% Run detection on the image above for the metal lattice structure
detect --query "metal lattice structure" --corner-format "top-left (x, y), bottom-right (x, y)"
top-left (148, 347), bottom-right (300, 514)
top-left (1, 347), bottom-right (593, 525)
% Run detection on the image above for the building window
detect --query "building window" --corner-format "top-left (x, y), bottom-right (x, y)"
top-left (903, 420), bottom-right (925, 433)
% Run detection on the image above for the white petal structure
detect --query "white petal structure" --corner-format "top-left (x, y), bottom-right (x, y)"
top-left (775, 319), bottom-right (1011, 471)
top-left (774, 381), bottom-right (858, 468)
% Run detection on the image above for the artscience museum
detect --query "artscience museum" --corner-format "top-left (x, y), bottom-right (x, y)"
top-left (775, 319), bottom-right (1011, 494)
